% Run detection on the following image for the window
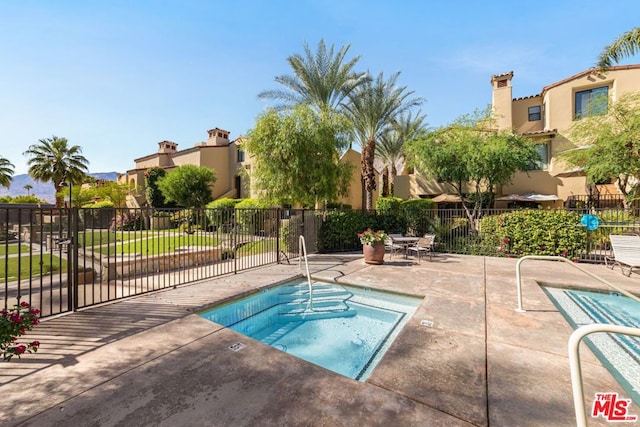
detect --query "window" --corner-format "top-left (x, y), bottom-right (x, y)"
top-left (528, 143), bottom-right (549, 170)
top-left (528, 105), bottom-right (541, 121)
top-left (237, 149), bottom-right (245, 163)
top-left (575, 86), bottom-right (608, 119)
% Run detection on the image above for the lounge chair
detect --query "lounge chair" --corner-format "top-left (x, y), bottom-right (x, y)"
top-left (407, 234), bottom-right (436, 263)
top-left (606, 234), bottom-right (640, 276)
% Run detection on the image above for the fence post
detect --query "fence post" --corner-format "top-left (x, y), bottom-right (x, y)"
top-left (276, 208), bottom-right (281, 264)
top-left (72, 207), bottom-right (79, 311)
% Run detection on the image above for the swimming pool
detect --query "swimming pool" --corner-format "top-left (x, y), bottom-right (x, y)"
top-left (199, 278), bottom-right (422, 381)
top-left (543, 285), bottom-right (640, 404)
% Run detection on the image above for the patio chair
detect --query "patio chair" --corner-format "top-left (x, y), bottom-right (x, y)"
top-left (407, 234), bottom-right (436, 263)
top-left (385, 233), bottom-right (404, 258)
top-left (606, 234), bottom-right (640, 276)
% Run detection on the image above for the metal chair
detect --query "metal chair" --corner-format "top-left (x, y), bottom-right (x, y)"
top-left (385, 234), bottom-right (404, 258)
top-left (407, 234), bottom-right (436, 263)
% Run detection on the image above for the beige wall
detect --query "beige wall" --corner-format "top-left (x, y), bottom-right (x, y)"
top-left (394, 173), bottom-right (464, 200)
top-left (512, 96), bottom-right (543, 134)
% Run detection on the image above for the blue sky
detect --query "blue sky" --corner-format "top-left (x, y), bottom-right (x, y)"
top-left (2, 0), bottom-right (639, 175)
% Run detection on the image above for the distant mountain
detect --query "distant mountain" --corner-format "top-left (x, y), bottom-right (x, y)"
top-left (0, 172), bottom-right (119, 203)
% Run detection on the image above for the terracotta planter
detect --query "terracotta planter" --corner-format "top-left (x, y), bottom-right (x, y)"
top-left (362, 241), bottom-right (385, 265)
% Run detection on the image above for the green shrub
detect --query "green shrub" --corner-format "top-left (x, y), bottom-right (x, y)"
top-left (82, 200), bottom-right (115, 209)
top-left (376, 196), bottom-right (403, 213)
top-left (401, 198), bottom-right (436, 236)
top-left (589, 209), bottom-right (640, 250)
top-left (480, 209), bottom-right (585, 258)
top-left (317, 210), bottom-right (377, 252)
top-left (206, 198), bottom-right (242, 229)
top-left (374, 197), bottom-right (404, 233)
top-left (235, 199), bottom-right (272, 234)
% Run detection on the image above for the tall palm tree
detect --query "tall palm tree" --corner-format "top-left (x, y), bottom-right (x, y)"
top-left (258, 39), bottom-right (368, 118)
top-left (376, 111), bottom-right (427, 196)
top-left (23, 184), bottom-right (33, 196)
top-left (343, 72), bottom-right (424, 210)
top-left (598, 27), bottom-right (640, 69)
top-left (23, 136), bottom-right (89, 207)
top-left (0, 157), bottom-right (14, 189)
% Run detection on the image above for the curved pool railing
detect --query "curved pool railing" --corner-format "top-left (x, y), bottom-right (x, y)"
top-left (515, 255), bottom-right (640, 313)
top-left (298, 235), bottom-right (313, 311)
top-left (569, 323), bottom-right (640, 427)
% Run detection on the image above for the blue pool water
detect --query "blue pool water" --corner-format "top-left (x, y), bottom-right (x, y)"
top-left (543, 286), bottom-right (640, 404)
top-left (199, 279), bottom-right (422, 381)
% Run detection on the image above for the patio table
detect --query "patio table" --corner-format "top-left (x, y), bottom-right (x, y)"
top-left (391, 236), bottom-right (419, 258)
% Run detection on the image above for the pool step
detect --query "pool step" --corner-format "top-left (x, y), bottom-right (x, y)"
top-left (260, 321), bottom-right (303, 346)
top-left (279, 284), bottom-right (353, 302)
top-left (276, 282), bottom-right (357, 321)
top-left (279, 307), bottom-right (357, 321)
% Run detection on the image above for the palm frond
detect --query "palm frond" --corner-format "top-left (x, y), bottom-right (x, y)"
top-left (597, 27), bottom-right (640, 69)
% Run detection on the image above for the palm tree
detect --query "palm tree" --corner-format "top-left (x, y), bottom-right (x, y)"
top-left (23, 184), bottom-right (33, 196)
top-left (0, 157), bottom-right (14, 189)
top-left (258, 39), bottom-right (368, 118)
top-left (376, 111), bottom-right (427, 196)
top-left (23, 136), bottom-right (89, 208)
top-left (343, 72), bottom-right (424, 210)
top-left (598, 27), bottom-right (640, 69)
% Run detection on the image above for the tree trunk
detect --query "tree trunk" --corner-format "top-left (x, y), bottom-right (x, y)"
top-left (390, 163), bottom-right (397, 196)
top-left (54, 184), bottom-right (63, 208)
top-left (381, 166), bottom-right (389, 197)
top-left (361, 138), bottom-right (376, 210)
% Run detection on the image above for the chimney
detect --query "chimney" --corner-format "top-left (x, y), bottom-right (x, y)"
top-left (490, 71), bottom-right (514, 130)
top-left (157, 140), bottom-right (178, 153)
top-left (206, 128), bottom-right (231, 146)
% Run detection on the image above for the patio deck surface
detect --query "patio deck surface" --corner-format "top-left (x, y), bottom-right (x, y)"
top-left (1, 252), bottom-right (639, 426)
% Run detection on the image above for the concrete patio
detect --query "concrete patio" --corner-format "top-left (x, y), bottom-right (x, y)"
top-left (1, 252), bottom-right (639, 426)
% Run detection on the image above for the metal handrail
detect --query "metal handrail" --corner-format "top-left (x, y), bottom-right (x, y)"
top-left (569, 324), bottom-right (640, 427)
top-left (515, 255), bottom-right (640, 312)
top-left (298, 235), bottom-right (313, 310)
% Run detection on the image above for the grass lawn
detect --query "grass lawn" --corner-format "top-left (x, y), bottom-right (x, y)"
top-left (236, 239), bottom-right (277, 256)
top-left (0, 244), bottom-right (33, 256)
top-left (1, 254), bottom-right (66, 281)
top-left (94, 234), bottom-right (220, 255)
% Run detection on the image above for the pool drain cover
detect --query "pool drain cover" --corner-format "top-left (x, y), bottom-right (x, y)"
top-left (229, 342), bottom-right (246, 352)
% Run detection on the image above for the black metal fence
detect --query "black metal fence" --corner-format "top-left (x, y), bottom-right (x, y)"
top-left (3, 205), bottom-right (639, 317)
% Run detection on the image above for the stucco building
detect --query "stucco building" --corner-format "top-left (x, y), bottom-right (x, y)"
top-left (118, 128), bottom-right (248, 207)
top-left (491, 65), bottom-right (640, 207)
top-left (395, 64), bottom-right (640, 208)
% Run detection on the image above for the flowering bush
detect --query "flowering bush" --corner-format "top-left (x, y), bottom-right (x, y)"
top-left (357, 228), bottom-right (387, 245)
top-left (1, 301), bottom-right (40, 361)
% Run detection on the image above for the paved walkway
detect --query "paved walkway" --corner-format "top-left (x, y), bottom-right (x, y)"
top-left (1, 253), bottom-right (639, 426)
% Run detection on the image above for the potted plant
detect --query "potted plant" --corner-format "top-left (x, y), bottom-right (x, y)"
top-left (358, 228), bottom-right (387, 265)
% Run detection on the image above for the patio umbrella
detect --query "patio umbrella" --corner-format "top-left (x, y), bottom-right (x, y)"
top-left (494, 193), bottom-right (559, 202)
top-left (431, 193), bottom-right (467, 203)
